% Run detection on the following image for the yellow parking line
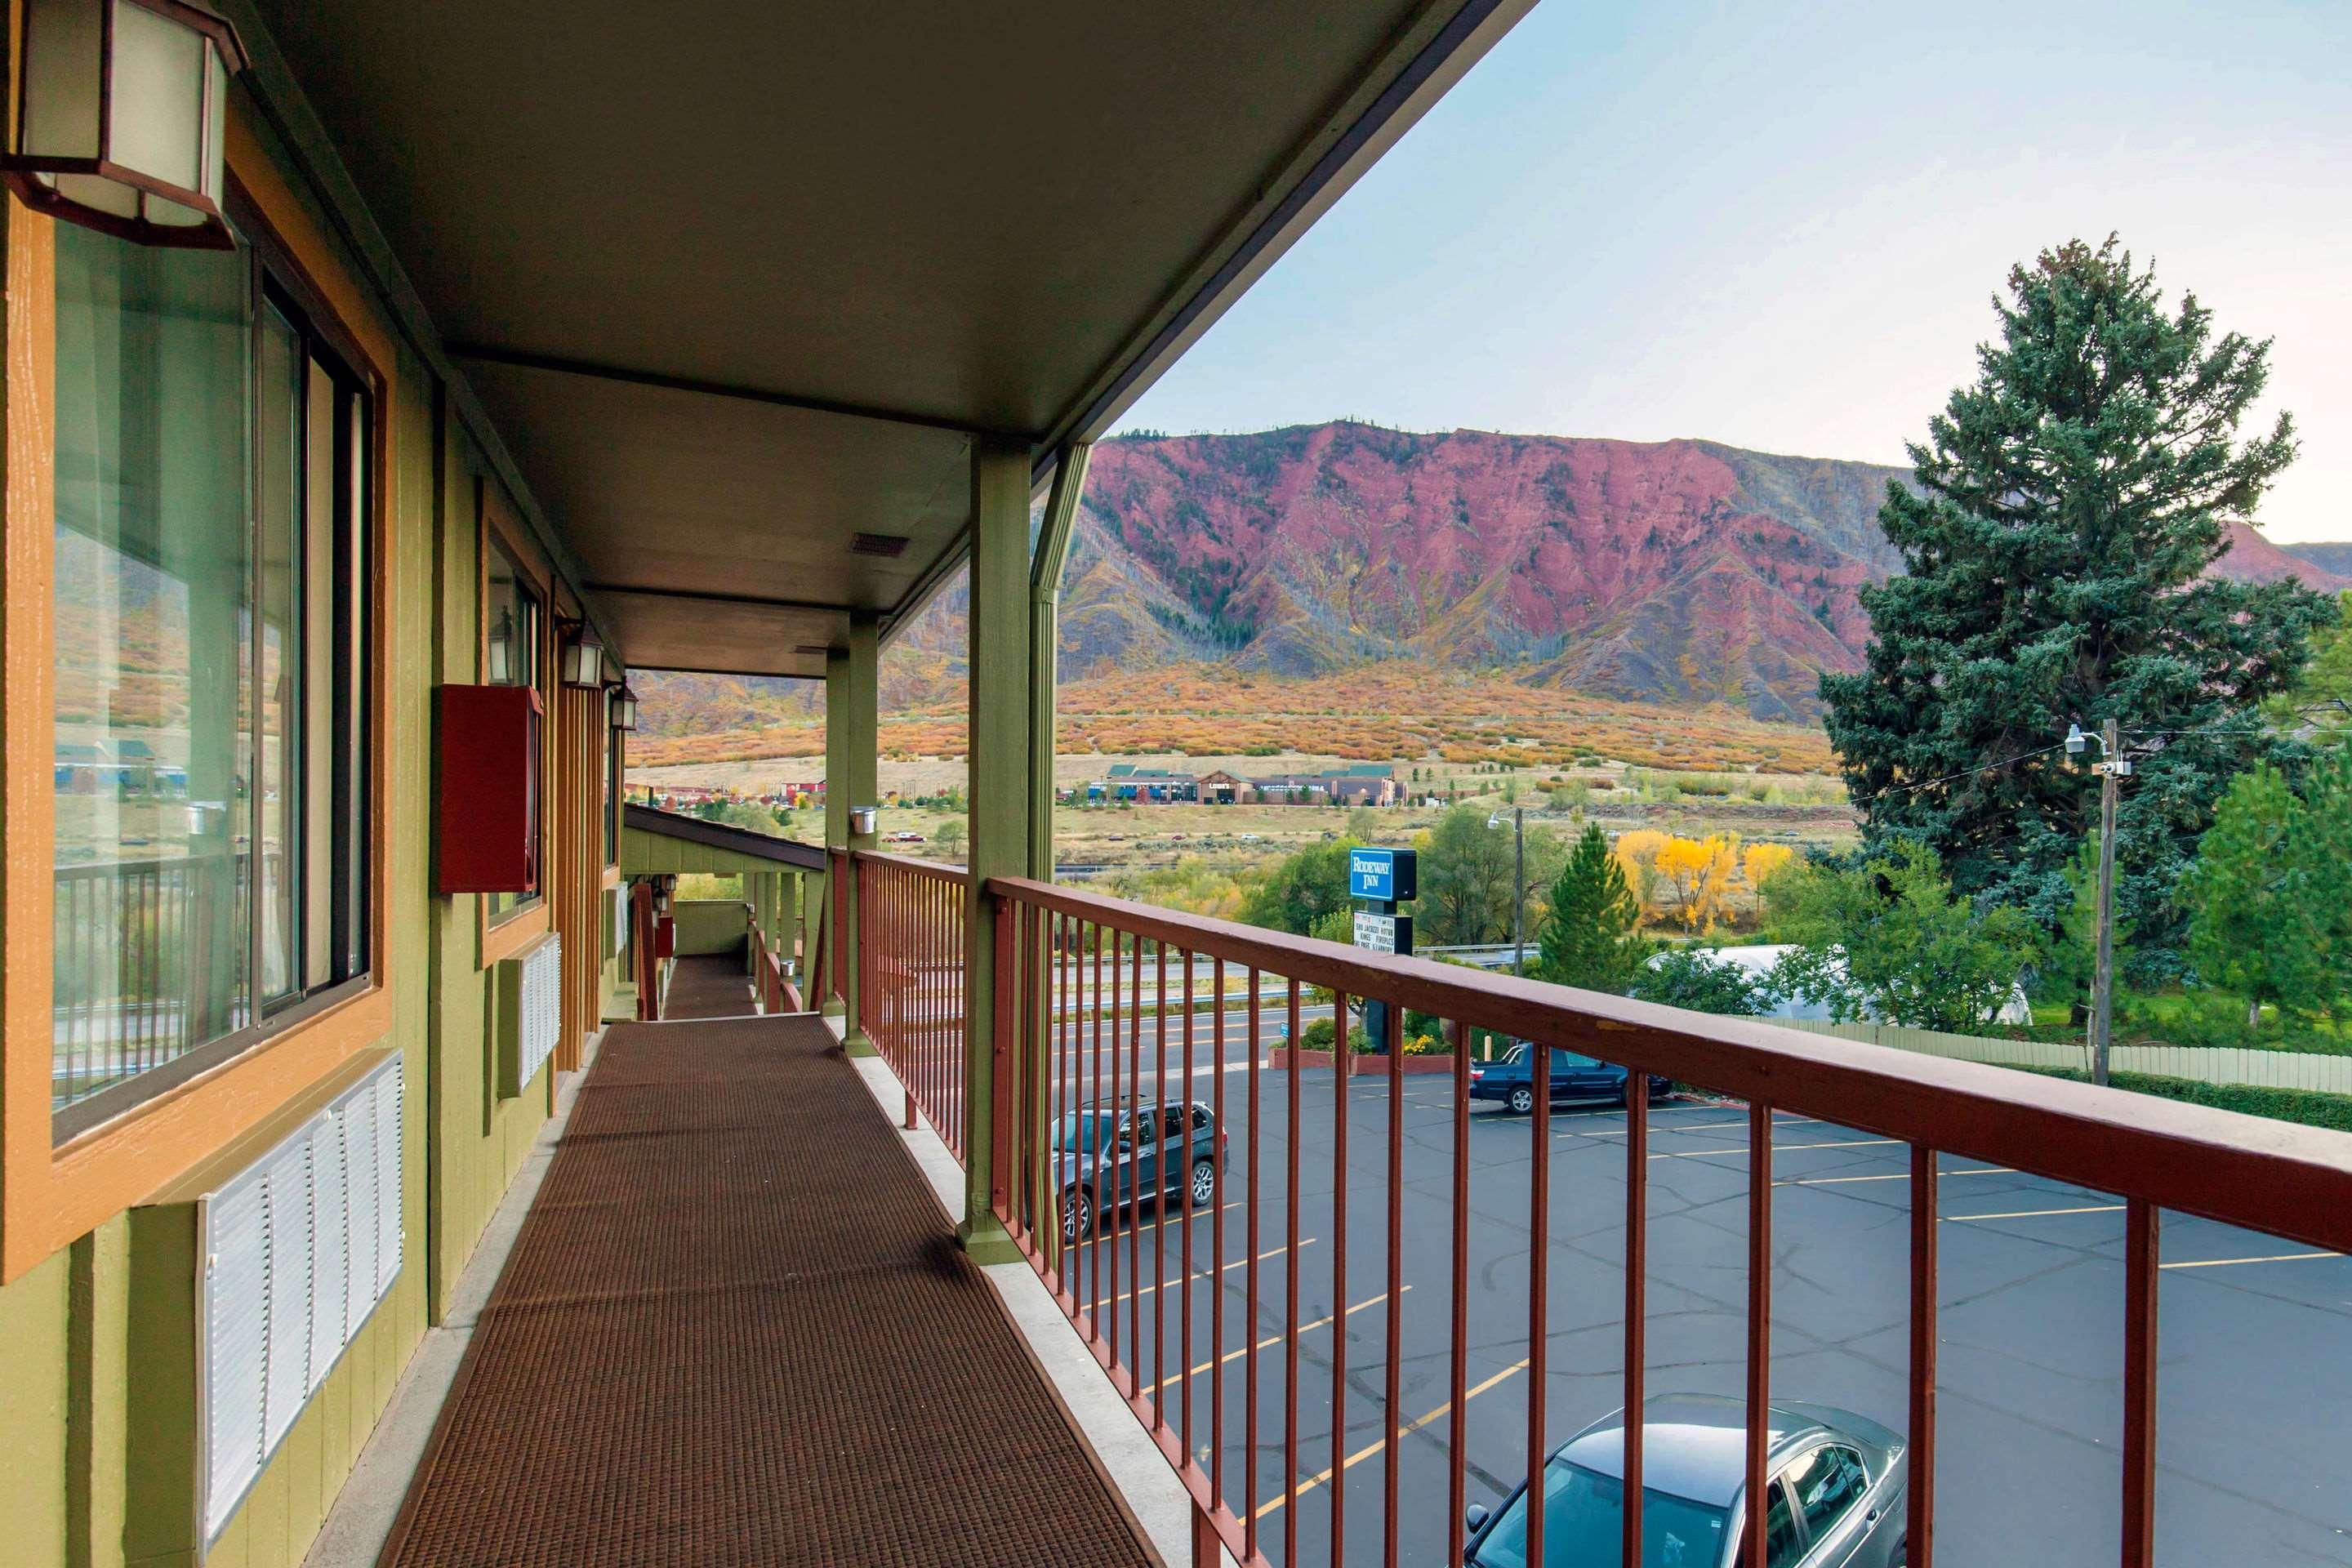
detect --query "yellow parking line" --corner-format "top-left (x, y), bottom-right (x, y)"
top-left (1255, 1357), bottom-right (1531, 1520)
top-left (1106, 1240), bottom-right (1311, 1308)
top-left (1181, 1288), bottom-right (1409, 1381)
top-left (1120, 1199), bottom-right (1242, 1236)
top-left (1950, 1205), bottom-right (2123, 1222)
top-left (2162, 1250), bottom-right (2339, 1271)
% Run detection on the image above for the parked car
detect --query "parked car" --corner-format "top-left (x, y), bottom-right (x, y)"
top-left (1468, 1042), bottom-right (1668, 1115)
top-left (1053, 1099), bottom-right (1226, 1241)
top-left (1464, 1393), bottom-right (1909, 1567)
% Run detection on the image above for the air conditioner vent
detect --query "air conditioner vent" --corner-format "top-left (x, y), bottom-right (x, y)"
top-left (497, 931), bottom-right (564, 1098)
top-left (849, 532), bottom-right (910, 558)
top-left (202, 1053), bottom-right (403, 1541)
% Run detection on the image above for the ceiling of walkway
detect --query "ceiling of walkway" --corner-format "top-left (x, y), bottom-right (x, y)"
top-left (244, 0), bottom-right (1530, 675)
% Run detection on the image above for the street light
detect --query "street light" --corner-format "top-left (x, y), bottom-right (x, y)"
top-left (1487, 808), bottom-right (1526, 978)
top-left (2069, 719), bottom-right (2132, 1086)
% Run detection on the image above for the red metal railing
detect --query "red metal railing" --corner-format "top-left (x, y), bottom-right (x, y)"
top-left (858, 853), bottom-right (970, 1160)
top-left (950, 870), bottom-right (2352, 1568)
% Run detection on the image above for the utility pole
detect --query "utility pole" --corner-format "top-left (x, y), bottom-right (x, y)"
top-left (2091, 717), bottom-right (2123, 1087)
top-left (1512, 806), bottom-right (1526, 979)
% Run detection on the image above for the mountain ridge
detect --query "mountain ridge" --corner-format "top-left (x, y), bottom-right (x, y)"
top-left (631, 422), bottom-right (2349, 741)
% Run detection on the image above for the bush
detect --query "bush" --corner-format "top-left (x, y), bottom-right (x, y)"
top-left (2006, 1066), bottom-right (2352, 1134)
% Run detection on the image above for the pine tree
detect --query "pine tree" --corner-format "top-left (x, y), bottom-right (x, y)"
top-left (2186, 763), bottom-right (2323, 1029)
top-left (1822, 236), bottom-right (2334, 964)
top-left (1535, 824), bottom-right (1645, 993)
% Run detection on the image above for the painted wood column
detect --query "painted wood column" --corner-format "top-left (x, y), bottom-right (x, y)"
top-left (960, 436), bottom-right (1033, 1260)
top-left (1027, 443), bottom-right (1090, 880)
top-left (826, 613), bottom-right (880, 1051)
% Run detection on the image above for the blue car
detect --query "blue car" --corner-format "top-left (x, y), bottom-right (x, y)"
top-left (1054, 1099), bottom-right (1226, 1242)
top-left (1468, 1042), bottom-right (1668, 1115)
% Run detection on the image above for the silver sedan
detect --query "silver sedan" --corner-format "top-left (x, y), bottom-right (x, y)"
top-left (1463, 1393), bottom-right (1909, 1566)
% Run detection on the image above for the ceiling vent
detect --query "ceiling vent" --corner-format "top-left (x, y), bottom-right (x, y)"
top-left (849, 532), bottom-right (911, 559)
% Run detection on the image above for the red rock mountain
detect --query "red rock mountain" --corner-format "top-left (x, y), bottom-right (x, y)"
top-left (633, 424), bottom-right (2350, 735)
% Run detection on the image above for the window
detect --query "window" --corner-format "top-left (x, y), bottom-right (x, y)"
top-left (1788, 1445), bottom-right (1869, 1541)
top-left (482, 528), bottom-right (542, 924)
top-left (1739, 1478), bottom-right (1802, 1568)
top-left (51, 216), bottom-right (374, 1135)
top-left (1469, 1459), bottom-right (1731, 1567)
top-left (604, 711), bottom-right (621, 867)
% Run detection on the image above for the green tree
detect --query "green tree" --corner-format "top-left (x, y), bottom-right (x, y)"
top-left (2266, 590), bottom-right (2352, 742)
top-left (1237, 836), bottom-right (1358, 937)
top-left (934, 817), bottom-right (965, 857)
top-left (1768, 840), bottom-right (2043, 1032)
top-left (2186, 764), bottom-right (2314, 1029)
top-left (2033, 835), bottom-right (2127, 1025)
top-left (1820, 237), bottom-right (2332, 963)
top-left (1534, 824), bottom-right (1646, 993)
top-left (1413, 806), bottom-right (1565, 947)
top-left (1628, 950), bottom-right (1768, 1017)
top-left (2185, 744), bottom-right (2352, 1033)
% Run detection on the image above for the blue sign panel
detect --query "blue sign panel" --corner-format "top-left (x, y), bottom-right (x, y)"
top-left (1348, 847), bottom-right (1417, 902)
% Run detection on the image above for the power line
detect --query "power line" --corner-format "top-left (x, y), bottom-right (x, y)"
top-left (1846, 740), bottom-right (2073, 806)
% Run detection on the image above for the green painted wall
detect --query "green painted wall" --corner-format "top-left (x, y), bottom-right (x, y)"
top-left (0, 116), bottom-right (586, 1564)
top-left (671, 898), bottom-right (749, 958)
top-left (427, 415), bottom-right (556, 1325)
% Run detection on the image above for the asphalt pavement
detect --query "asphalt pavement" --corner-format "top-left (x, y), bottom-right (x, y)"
top-left (1036, 1022), bottom-right (2352, 1567)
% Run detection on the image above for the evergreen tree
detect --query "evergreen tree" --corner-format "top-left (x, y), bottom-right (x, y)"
top-left (1821, 237), bottom-right (2333, 965)
top-left (1535, 824), bottom-right (1646, 992)
top-left (2185, 764), bottom-right (2317, 1029)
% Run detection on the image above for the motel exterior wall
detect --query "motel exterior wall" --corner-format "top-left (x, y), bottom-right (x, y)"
top-left (0, 83), bottom-right (626, 1568)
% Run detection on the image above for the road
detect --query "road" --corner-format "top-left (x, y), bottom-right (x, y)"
top-left (1021, 1020), bottom-right (2352, 1567)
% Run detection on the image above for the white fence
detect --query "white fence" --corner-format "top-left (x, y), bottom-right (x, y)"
top-left (1782, 1019), bottom-right (2352, 1097)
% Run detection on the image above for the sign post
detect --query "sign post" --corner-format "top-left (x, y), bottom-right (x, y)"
top-left (1348, 848), bottom-right (1416, 1049)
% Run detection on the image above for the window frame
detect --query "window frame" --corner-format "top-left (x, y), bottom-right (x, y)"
top-left (0, 122), bottom-right (406, 1284)
top-left (476, 480), bottom-right (555, 958)
top-left (250, 265), bottom-right (375, 1022)
top-left (44, 185), bottom-right (385, 1147)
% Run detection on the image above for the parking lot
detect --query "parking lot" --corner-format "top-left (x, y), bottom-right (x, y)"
top-left (1043, 1028), bottom-right (2352, 1566)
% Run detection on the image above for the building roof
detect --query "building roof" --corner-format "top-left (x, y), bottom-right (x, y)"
top-left (246, 0), bottom-right (1533, 679)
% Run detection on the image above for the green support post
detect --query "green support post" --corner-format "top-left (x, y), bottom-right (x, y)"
top-left (960, 436), bottom-right (1035, 1262)
top-left (828, 613), bottom-right (880, 1053)
top-left (1027, 443), bottom-right (1089, 881)
top-left (1023, 446), bottom-right (1089, 1266)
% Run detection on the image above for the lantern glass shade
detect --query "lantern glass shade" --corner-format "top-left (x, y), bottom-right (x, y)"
top-left (612, 687), bottom-right (639, 732)
top-left (7, 0), bottom-right (246, 248)
top-left (560, 634), bottom-right (604, 688)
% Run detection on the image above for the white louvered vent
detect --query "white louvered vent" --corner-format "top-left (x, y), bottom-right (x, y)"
top-left (607, 885), bottom-right (626, 959)
top-left (202, 1054), bottom-right (403, 1541)
top-left (499, 930), bottom-right (564, 1098)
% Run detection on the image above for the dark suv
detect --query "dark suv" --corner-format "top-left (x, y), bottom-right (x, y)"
top-left (1468, 1042), bottom-right (1669, 1115)
top-left (1054, 1100), bottom-right (1225, 1241)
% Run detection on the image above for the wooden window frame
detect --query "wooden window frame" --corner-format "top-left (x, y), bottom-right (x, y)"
top-left (2, 113), bottom-right (397, 1281)
top-left (477, 479), bottom-right (555, 966)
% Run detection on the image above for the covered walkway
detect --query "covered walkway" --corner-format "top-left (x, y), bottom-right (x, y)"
top-left (377, 1013), bottom-right (1153, 1567)
top-left (660, 952), bottom-right (760, 1020)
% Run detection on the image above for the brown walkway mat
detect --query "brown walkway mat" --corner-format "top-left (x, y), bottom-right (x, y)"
top-left (661, 951), bottom-right (757, 1019)
top-left (382, 1014), bottom-right (1155, 1568)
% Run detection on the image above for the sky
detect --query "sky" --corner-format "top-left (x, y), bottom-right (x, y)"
top-left (1115, 0), bottom-right (2351, 543)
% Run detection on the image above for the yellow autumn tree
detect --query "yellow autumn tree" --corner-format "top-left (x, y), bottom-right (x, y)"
top-left (1741, 843), bottom-right (1796, 916)
top-left (1653, 833), bottom-right (1741, 933)
top-left (1612, 829), bottom-right (1670, 926)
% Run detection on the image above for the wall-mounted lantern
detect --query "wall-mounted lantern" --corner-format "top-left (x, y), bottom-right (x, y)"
top-left (559, 623), bottom-right (606, 688)
top-left (610, 684), bottom-right (639, 732)
top-left (2, 0), bottom-right (247, 249)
